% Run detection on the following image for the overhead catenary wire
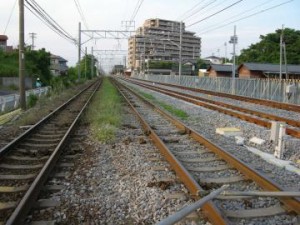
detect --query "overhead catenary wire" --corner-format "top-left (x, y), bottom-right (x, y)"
top-left (187, 0), bottom-right (244, 27)
top-left (3, 0), bottom-right (18, 34)
top-left (198, 0), bottom-right (294, 35)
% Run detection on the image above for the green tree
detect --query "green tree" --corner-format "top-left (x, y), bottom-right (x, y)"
top-left (238, 28), bottom-right (300, 64)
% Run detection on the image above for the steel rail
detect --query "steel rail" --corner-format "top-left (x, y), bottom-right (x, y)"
top-left (124, 78), bottom-right (300, 139)
top-left (112, 79), bottom-right (228, 225)
top-left (4, 79), bottom-right (102, 225)
top-left (114, 78), bottom-right (300, 216)
top-left (0, 81), bottom-right (97, 158)
top-left (132, 77), bottom-right (300, 113)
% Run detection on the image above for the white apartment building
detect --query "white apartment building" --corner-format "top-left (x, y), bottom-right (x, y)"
top-left (128, 18), bottom-right (201, 73)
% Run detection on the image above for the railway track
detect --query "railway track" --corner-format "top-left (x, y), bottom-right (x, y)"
top-left (113, 78), bottom-right (300, 225)
top-left (0, 79), bottom-right (101, 225)
top-left (122, 78), bottom-right (300, 139)
top-left (132, 77), bottom-right (300, 113)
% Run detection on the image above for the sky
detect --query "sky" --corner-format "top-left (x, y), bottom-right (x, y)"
top-left (1, 0), bottom-right (299, 72)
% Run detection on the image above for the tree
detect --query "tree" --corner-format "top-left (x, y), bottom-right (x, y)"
top-left (238, 28), bottom-right (300, 64)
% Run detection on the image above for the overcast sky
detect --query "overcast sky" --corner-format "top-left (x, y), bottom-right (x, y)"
top-left (1, 0), bottom-right (299, 71)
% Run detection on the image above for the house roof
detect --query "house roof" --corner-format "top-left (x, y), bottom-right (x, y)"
top-left (207, 64), bottom-right (232, 72)
top-left (50, 54), bottom-right (68, 62)
top-left (239, 63), bottom-right (300, 74)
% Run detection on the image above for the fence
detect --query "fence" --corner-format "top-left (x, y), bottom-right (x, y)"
top-left (0, 87), bottom-right (50, 112)
top-left (132, 74), bottom-right (300, 105)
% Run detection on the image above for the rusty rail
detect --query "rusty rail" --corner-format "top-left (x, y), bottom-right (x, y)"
top-left (125, 78), bottom-right (300, 139)
top-left (132, 77), bottom-right (300, 113)
top-left (114, 78), bottom-right (300, 217)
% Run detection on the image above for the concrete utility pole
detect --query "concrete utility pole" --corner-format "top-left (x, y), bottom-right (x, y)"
top-left (29, 32), bottom-right (36, 50)
top-left (279, 24), bottom-right (284, 80)
top-left (85, 46), bottom-right (87, 79)
top-left (78, 22), bottom-right (81, 80)
top-left (224, 42), bottom-right (227, 63)
top-left (19, 0), bottom-right (26, 110)
top-left (91, 47), bottom-right (94, 78)
top-left (179, 21), bottom-right (183, 83)
top-left (229, 25), bottom-right (238, 94)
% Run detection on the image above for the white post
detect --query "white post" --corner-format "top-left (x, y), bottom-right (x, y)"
top-left (274, 123), bottom-right (286, 159)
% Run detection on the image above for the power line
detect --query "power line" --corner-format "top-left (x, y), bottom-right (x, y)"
top-left (73, 0), bottom-right (89, 29)
top-left (177, 0), bottom-right (207, 20)
top-left (24, 0), bottom-right (76, 44)
top-left (182, 0), bottom-right (217, 21)
top-left (187, 0), bottom-right (244, 28)
top-left (198, 0), bottom-right (294, 35)
top-left (3, 0), bottom-right (18, 34)
top-left (130, 0), bottom-right (144, 21)
top-left (197, 0), bottom-right (277, 33)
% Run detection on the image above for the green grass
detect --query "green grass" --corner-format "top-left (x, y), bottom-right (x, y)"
top-left (139, 90), bottom-right (188, 120)
top-left (86, 78), bottom-right (122, 143)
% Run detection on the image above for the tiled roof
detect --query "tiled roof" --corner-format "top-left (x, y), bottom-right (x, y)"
top-left (207, 64), bottom-right (232, 72)
top-left (240, 63), bottom-right (300, 74)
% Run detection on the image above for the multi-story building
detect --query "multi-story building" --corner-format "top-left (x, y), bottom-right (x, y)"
top-left (50, 54), bottom-right (68, 76)
top-left (128, 18), bottom-right (201, 74)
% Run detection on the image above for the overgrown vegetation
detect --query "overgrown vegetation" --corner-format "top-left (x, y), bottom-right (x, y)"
top-left (238, 28), bottom-right (300, 64)
top-left (139, 91), bottom-right (188, 120)
top-left (27, 93), bottom-right (38, 108)
top-left (86, 78), bottom-right (122, 143)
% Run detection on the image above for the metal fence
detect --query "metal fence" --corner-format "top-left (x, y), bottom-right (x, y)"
top-left (132, 74), bottom-right (300, 105)
top-left (0, 86), bottom-right (50, 112)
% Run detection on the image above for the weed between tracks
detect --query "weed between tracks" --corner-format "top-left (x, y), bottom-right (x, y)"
top-left (86, 78), bottom-right (122, 143)
top-left (139, 91), bottom-right (188, 120)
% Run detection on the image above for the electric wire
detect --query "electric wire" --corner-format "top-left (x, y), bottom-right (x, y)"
top-left (73, 0), bottom-right (89, 29)
top-left (197, 0), bottom-right (277, 33)
top-left (177, 0), bottom-right (207, 20)
top-left (3, 0), bottom-right (18, 34)
top-left (187, 0), bottom-right (244, 27)
top-left (198, 0), bottom-right (294, 35)
top-left (130, 0), bottom-right (144, 21)
top-left (24, 0), bottom-right (76, 44)
top-left (182, 0), bottom-right (217, 22)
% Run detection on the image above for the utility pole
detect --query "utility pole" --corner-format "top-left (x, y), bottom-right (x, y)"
top-left (279, 24), bottom-right (284, 80)
top-left (224, 42), bottom-right (227, 63)
top-left (91, 47), bottom-right (94, 78)
top-left (85, 47), bottom-right (87, 79)
top-left (78, 22), bottom-right (81, 80)
top-left (283, 42), bottom-right (288, 79)
top-left (19, 0), bottom-right (26, 110)
top-left (229, 25), bottom-right (238, 94)
top-left (179, 21), bottom-right (182, 84)
top-left (29, 32), bottom-right (36, 50)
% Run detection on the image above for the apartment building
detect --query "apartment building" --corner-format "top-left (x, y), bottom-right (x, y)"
top-left (128, 18), bottom-right (201, 73)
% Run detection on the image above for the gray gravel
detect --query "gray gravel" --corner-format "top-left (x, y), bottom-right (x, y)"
top-left (28, 105), bottom-right (209, 225)
top-left (119, 79), bottom-right (300, 190)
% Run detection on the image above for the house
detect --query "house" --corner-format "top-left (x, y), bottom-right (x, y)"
top-left (203, 56), bottom-right (223, 65)
top-left (50, 54), bottom-right (68, 76)
top-left (0, 35), bottom-right (13, 52)
top-left (207, 64), bottom-right (233, 77)
top-left (238, 63), bottom-right (300, 79)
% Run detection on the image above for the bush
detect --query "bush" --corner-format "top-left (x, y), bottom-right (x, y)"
top-left (27, 93), bottom-right (38, 108)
